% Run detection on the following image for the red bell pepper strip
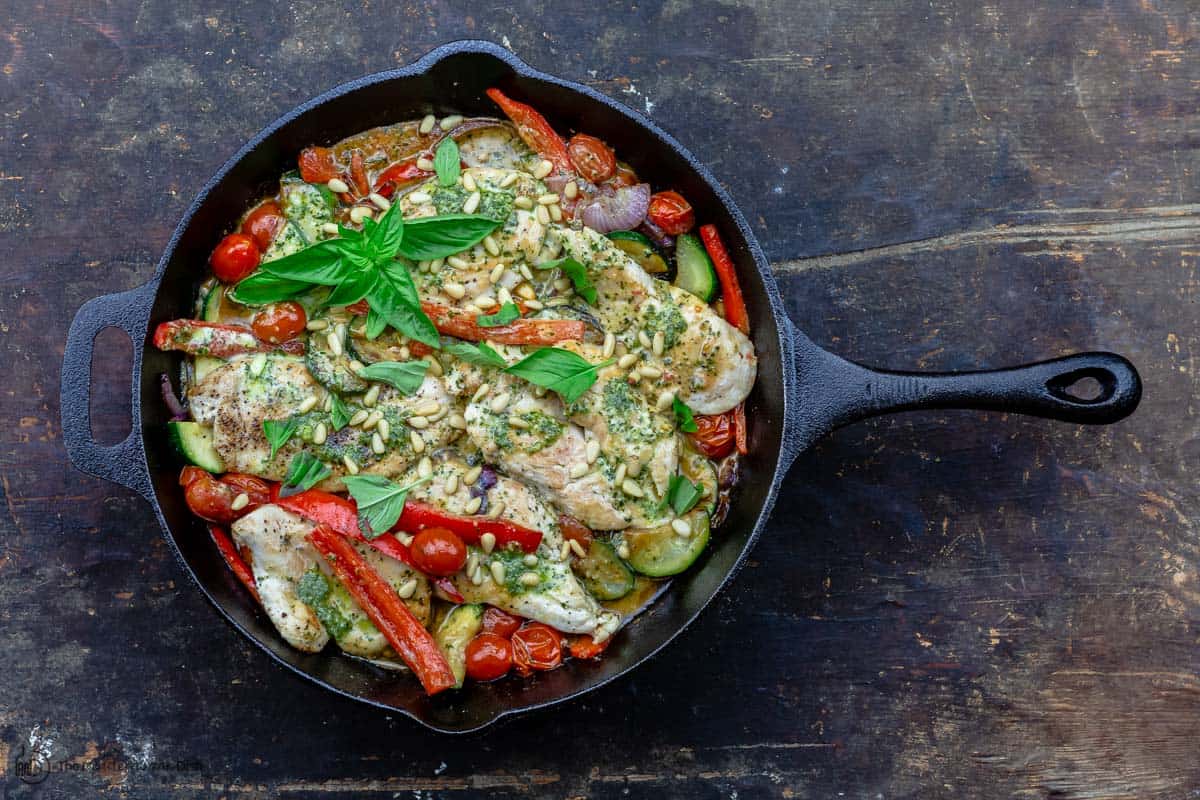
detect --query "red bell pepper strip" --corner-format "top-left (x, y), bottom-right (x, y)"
top-left (208, 524), bottom-right (261, 604)
top-left (372, 157), bottom-right (433, 198)
top-left (273, 488), bottom-right (421, 569)
top-left (435, 577), bottom-right (465, 604)
top-left (485, 88), bottom-right (574, 177)
top-left (697, 225), bottom-right (750, 336)
top-left (154, 320), bottom-right (304, 358)
top-left (732, 403), bottom-right (748, 456)
top-left (396, 501), bottom-right (542, 553)
top-left (307, 525), bottom-right (457, 695)
top-left (422, 303), bottom-right (585, 346)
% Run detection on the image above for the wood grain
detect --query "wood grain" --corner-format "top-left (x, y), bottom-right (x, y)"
top-left (1, 0), bottom-right (1197, 797)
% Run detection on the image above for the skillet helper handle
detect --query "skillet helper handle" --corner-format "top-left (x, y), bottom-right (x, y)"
top-left (808, 350), bottom-right (1142, 431)
top-left (61, 282), bottom-right (157, 501)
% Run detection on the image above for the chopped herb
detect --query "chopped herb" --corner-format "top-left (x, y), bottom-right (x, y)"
top-left (663, 474), bottom-right (702, 516)
top-left (538, 256), bottom-right (596, 304)
top-left (672, 396), bottom-right (698, 433)
top-left (280, 452), bottom-right (331, 497)
top-left (329, 394), bottom-right (351, 431)
top-left (357, 360), bottom-right (429, 395)
top-left (342, 474), bottom-right (432, 539)
top-left (262, 418), bottom-right (298, 461)
top-left (504, 347), bottom-right (614, 404)
top-left (477, 302), bottom-right (521, 328)
top-left (434, 137), bottom-right (460, 187)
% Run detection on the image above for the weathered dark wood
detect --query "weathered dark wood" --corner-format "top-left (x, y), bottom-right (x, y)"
top-left (2, 1), bottom-right (1198, 797)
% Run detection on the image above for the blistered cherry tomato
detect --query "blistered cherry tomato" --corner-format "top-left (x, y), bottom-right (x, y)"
top-left (569, 634), bottom-right (612, 661)
top-left (567, 134), bottom-right (616, 183)
top-left (482, 607), bottom-right (522, 639)
top-left (409, 527), bottom-right (468, 576)
top-left (209, 233), bottom-right (260, 284)
top-left (241, 201), bottom-right (285, 250)
top-left (557, 514), bottom-right (593, 545)
top-left (297, 146), bottom-right (339, 184)
top-left (219, 473), bottom-right (272, 508)
top-left (647, 190), bottom-right (695, 235)
top-left (465, 633), bottom-right (513, 682)
top-left (605, 161), bottom-right (639, 189)
top-left (252, 301), bottom-right (307, 344)
top-left (184, 472), bottom-right (240, 524)
top-left (180, 466), bottom-right (208, 487)
top-left (511, 622), bottom-right (563, 676)
top-left (689, 413), bottom-right (736, 460)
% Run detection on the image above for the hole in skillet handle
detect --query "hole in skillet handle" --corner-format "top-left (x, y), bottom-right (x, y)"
top-left (89, 326), bottom-right (134, 445)
top-left (1047, 370), bottom-right (1108, 404)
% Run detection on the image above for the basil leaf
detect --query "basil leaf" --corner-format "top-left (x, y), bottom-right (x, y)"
top-left (329, 394), bottom-right (351, 431)
top-left (343, 474), bottom-right (432, 539)
top-left (445, 340), bottom-right (506, 369)
top-left (539, 256), bottom-right (596, 304)
top-left (672, 396), bottom-right (698, 433)
top-left (258, 239), bottom-right (350, 286)
top-left (504, 347), bottom-right (614, 404)
top-left (395, 214), bottom-right (501, 261)
top-left (230, 272), bottom-right (314, 306)
top-left (368, 260), bottom-right (440, 347)
top-left (279, 451), bottom-right (331, 498)
top-left (357, 360), bottom-right (430, 395)
top-left (434, 137), bottom-right (460, 187)
top-left (665, 474), bottom-right (703, 516)
top-left (365, 307), bottom-right (388, 340)
top-left (324, 266), bottom-right (377, 307)
top-left (262, 418), bottom-right (298, 461)
top-left (367, 200), bottom-right (405, 256)
top-left (477, 302), bottom-right (521, 328)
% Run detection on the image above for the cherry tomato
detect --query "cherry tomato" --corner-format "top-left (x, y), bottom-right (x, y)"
top-left (298, 146), bottom-right (339, 184)
top-left (209, 233), bottom-right (261, 284)
top-left (252, 302), bottom-right (307, 344)
top-left (689, 413), bottom-right (736, 460)
top-left (241, 201), bottom-right (284, 250)
top-left (465, 633), bottom-right (513, 682)
top-left (184, 472), bottom-right (240, 524)
top-left (482, 607), bottom-right (522, 639)
top-left (569, 634), bottom-right (612, 661)
top-left (409, 527), bottom-right (468, 576)
top-left (511, 622), bottom-right (563, 676)
top-left (180, 466), bottom-right (208, 487)
top-left (557, 514), bottom-right (593, 545)
top-left (567, 134), bottom-right (617, 183)
top-left (647, 190), bottom-right (695, 235)
top-left (219, 473), bottom-right (272, 508)
top-left (605, 161), bottom-right (639, 189)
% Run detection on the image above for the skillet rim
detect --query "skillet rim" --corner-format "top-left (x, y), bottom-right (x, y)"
top-left (137, 39), bottom-right (797, 732)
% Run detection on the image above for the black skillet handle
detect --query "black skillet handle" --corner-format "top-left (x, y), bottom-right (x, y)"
top-left (61, 282), bottom-right (157, 501)
top-left (791, 329), bottom-right (1142, 447)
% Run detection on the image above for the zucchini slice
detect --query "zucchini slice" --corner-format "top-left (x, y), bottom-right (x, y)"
top-left (168, 421), bottom-right (226, 473)
top-left (434, 603), bottom-right (484, 688)
top-left (571, 539), bottom-right (635, 600)
top-left (608, 230), bottom-right (669, 274)
top-left (622, 510), bottom-right (710, 577)
top-left (673, 233), bottom-right (717, 302)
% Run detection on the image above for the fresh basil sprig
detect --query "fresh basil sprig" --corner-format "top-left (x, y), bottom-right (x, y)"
top-left (434, 137), bottom-right (460, 187)
top-left (503, 347), bottom-right (614, 404)
top-left (662, 474), bottom-right (702, 516)
top-left (262, 418), bottom-right (299, 461)
top-left (539, 256), bottom-right (596, 305)
top-left (229, 200), bottom-right (502, 346)
top-left (280, 452), bottom-right (332, 498)
top-left (672, 396), bottom-right (698, 433)
top-left (343, 474), bottom-right (433, 539)
top-left (477, 302), bottom-right (521, 328)
top-left (445, 341), bottom-right (506, 369)
top-left (357, 360), bottom-right (430, 395)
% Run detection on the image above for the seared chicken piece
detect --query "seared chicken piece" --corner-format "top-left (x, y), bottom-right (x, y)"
top-left (232, 504), bottom-right (430, 658)
top-left (398, 455), bottom-right (619, 637)
top-left (190, 355), bottom-right (461, 490)
top-left (555, 226), bottom-right (756, 415)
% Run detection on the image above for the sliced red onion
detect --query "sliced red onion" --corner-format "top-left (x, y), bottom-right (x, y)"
top-left (638, 218), bottom-right (675, 252)
top-left (469, 465), bottom-right (498, 515)
top-left (579, 183), bottom-right (651, 234)
top-left (160, 373), bottom-right (188, 421)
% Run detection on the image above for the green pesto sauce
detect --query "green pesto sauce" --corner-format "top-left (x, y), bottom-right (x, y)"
top-left (488, 546), bottom-right (553, 595)
top-left (431, 184), bottom-right (514, 223)
top-left (600, 380), bottom-right (659, 444)
top-left (643, 298), bottom-right (687, 350)
top-left (515, 410), bottom-right (563, 454)
top-left (296, 569), bottom-right (352, 640)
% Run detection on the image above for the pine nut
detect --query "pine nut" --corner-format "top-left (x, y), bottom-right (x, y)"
top-left (230, 493), bottom-right (249, 511)
top-left (445, 474), bottom-right (459, 495)
top-left (671, 518), bottom-right (692, 537)
top-left (349, 409), bottom-right (369, 426)
top-left (418, 456), bottom-right (433, 478)
top-left (349, 206), bottom-right (374, 224)
top-left (549, 203), bottom-right (562, 222)
top-left (474, 295), bottom-right (496, 310)
top-left (490, 392), bottom-right (511, 414)
top-left (306, 319), bottom-right (329, 331)
top-left (490, 560), bottom-right (506, 583)
top-left (363, 384), bottom-right (380, 407)
top-left (516, 283), bottom-right (536, 300)
top-left (407, 415), bottom-right (429, 429)
top-left (368, 192), bottom-right (391, 211)
top-left (471, 567), bottom-right (484, 586)
top-left (602, 332), bottom-right (616, 359)
top-left (413, 400), bottom-right (441, 417)
top-left (488, 500), bottom-right (505, 518)
top-left (519, 571), bottom-right (540, 587)
top-left (621, 479), bottom-right (644, 498)
top-left (652, 331), bottom-right (665, 356)
top-left (419, 114), bottom-right (436, 134)
top-left (522, 553), bottom-right (539, 567)
top-left (462, 172), bottom-right (477, 192)
top-left (560, 541), bottom-right (573, 561)
top-left (480, 532), bottom-right (496, 553)
top-left (533, 159), bottom-right (554, 179)
top-left (514, 196), bottom-right (534, 210)
top-left (537, 193), bottom-right (559, 205)
top-left (464, 495), bottom-right (483, 514)
top-left (371, 432), bottom-right (385, 454)
top-left (564, 180), bottom-right (578, 199)
top-left (320, 222), bottom-right (340, 236)
top-left (363, 410), bottom-right (382, 430)
top-left (472, 383), bottom-right (492, 403)
top-left (509, 416), bottom-right (530, 429)
top-left (448, 413), bottom-right (468, 430)
top-left (500, 172), bottom-right (518, 188)
top-left (440, 114), bottom-right (463, 130)
top-left (656, 390), bottom-right (676, 411)
top-left (524, 299), bottom-right (544, 310)
top-left (618, 353), bottom-right (639, 369)
top-left (409, 191), bottom-right (432, 204)
top-left (569, 539), bottom-right (587, 558)
top-left (398, 578), bottom-right (418, 599)
top-left (569, 463), bottom-right (589, 479)
top-left (617, 543), bottom-right (631, 560)
top-left (378, 419), bottom-right (390, 440)
top-left (464, 465), bottom-right (483, 485)
top-left (342, 455), bottom-right (359, 475)
top-left (410, 430), bottom-right (425, 453)
top-left (585, 439), bottom-right (600, 464)
top-left (489, 262), bottom-right (505, 283)
top-left (536, 204), bottom-right (550, 225)
top-left (326, 331), bottom-right (343, 357)
top-left (312, 422), bottom-right (328, 445)
top-left (463, 191), bottom-right (481, 214)
top-left (443, 282), bottom-right (466, 299)
top-left (484, 236), bottom-right (501, 258)
top-left (614, 463), bottom-right (627, 485)
top-left (426, 356), bottom-right (443, 377)
top-left (640, 365), bottom-right (663, 379)
top-left (298, 395), bottom-right (318, 414)
top-left (638, 330), bottom-right (653, 349)
top-left (327, 178), bottom-right (349, 193)
top-left (416, 157), bottom-right (435, 172)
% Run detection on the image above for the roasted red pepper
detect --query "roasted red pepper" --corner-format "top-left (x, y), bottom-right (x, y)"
top-left (732, 403), bottom-right (748, 456)
top-left (372, 158), bottom-right (433, 198)
top-left (154, 320), bottom-right (304, 358)
top-left (485, 88), bottom-right (574, 177)
top-left (421, 302), bottom-right (585, 346)
top-left (307, 525), bottom-right (457, 695)
top-left (208, 524), bottom-right (261, 604)
top-left (698, 224), bottom-right (750, 336)
top-left (272, 488), bottom-right (420, 569)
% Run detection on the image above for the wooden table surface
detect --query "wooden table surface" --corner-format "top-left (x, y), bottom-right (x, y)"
top-left (3, 1), bottom-right (1198, 797)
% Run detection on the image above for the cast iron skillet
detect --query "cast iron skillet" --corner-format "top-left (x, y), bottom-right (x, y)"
top-left (61, 41), bottom-right (1141, 733)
